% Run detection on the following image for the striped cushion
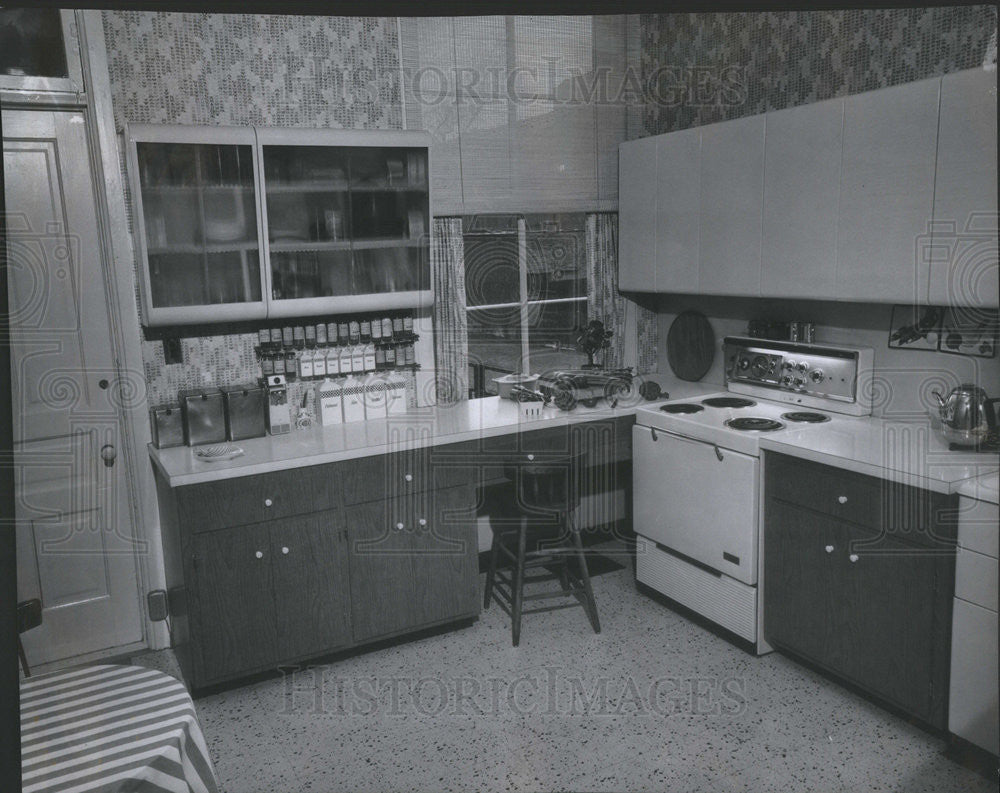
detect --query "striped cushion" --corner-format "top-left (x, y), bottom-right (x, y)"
top-left (21, 664), bottom-right (218, 793)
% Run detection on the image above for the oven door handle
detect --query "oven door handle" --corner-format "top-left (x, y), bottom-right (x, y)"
top-left (650, 427), bottom-right (658, 441)
top-left (714, 445), bottom-right (724, 461)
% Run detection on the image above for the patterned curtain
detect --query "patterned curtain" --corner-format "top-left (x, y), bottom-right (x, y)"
top-left (586, 213), bottom-right (658, 373)
top-left (432, 217), bottom-right (469, 403)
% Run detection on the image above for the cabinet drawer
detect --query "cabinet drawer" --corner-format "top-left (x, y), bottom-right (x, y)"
top-left (958, 496), bottom-right (999, 558)
top-left (177, 468), bottom-right (315, 533)
top-left (767, 453), bottom-right (879, 527)
top-left (955, 547), bottom-right (998, 611)
top-left (337, 449), bottom-right (475, 506)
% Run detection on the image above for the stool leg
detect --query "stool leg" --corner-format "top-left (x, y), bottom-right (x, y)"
top-left (511, 518), bottom-right (527, 647)
top-left (569, 514), bottom-right (601, 634)
top-left (484, 529), bottom-right (499, 609)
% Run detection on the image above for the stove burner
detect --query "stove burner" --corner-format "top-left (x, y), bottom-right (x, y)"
top-left (725, 417), bottom-right (785, 432)
top-left (703, 397), bottom-right (756, 409)
top-left (660, 403), bottom-right (704, 414)
top-left (781, 411), bottom-right (831, 423)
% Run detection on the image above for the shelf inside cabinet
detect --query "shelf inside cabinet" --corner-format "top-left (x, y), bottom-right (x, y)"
top-left (148, 242), bottom-right (259, 255)
top-left (269, 240), bottom-right (352, 253)
top-left (352, 238), bottom-right (425, 250)
top-left (264, 182), bottom-right (351, 194)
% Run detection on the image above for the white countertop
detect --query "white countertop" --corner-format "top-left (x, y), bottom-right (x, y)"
top-left (956, 470), bottom-right (1000, 504)
top-left (150, 380), bottom-right (719, 487)
top-left (760, 415), bottom-right (999, 495)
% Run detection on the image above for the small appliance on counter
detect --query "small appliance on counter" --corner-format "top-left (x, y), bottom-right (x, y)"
top-left (317, 378), bottom-right (344, 426)
top-left (536, 368), bottom-right (634, 410)
top-left (931, 384), bottom-right (999, 448)
top-left (179, 388), bottom-right (226, 446)
top-left (221, 383), bottom-right (266, 441)
top-left (263, 375), bottom-right (291, 435)
top-left (493, 373), bottom-right (540, 400)
top-left (149, 404), bottom-right (184, 449)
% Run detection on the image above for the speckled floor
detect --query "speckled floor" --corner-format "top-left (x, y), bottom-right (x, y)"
top-left (148, 554), bottom-right (994, 793)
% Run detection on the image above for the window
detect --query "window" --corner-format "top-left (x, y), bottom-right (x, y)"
top-left (465, 213), bottom-right (589, 397)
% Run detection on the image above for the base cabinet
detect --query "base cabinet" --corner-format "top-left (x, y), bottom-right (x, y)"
top-left (763, 453), bottom-right (955, 729)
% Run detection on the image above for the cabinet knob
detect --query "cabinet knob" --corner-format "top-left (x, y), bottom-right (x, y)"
top-left (849, 553), bottom-right (859, 563)
top-left (837, 495), bottom-right (848, 504)
top-left (404, 474), bottom-right (413, 482)
top-left (281, 546), bottom-right (289, 555)
top-left (527, 454), bottom-right (535, 461)
top-left (255, 550), bottom-right (264, 559)
top-left (264, 498), bottom-right (273, 507)
top-left (395, 522), bottom-right (404, 531)
top-left (418, 518), bottom-right (427, 527)
top-left (825, 545), bottom-right (834, 553)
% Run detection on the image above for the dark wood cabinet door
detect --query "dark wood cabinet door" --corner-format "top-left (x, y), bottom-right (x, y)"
top-left (270, 513), bottom-right (352, 660)
top-left (409, 486), bottom-right (479, 627)
top-left (345, 500), bottom-right (418, 642)
top-left (189, 523), bottom-right (278, 682)
top-left (763, 500), bottom-right (843, 663)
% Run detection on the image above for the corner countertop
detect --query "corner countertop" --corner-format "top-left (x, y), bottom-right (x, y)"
top-left (955, 470), bottom-right (1000, 504)
top-left (760, 416), bottom-right (999, 495)
top-left (150, 380), bottom-right (719, 487)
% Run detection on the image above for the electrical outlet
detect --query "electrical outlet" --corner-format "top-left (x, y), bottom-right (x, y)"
top-left (147, 589), bottom-right (168, 622)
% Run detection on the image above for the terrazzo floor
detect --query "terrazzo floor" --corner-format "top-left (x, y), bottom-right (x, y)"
top-left (141, 554), bottom-right (995, 793)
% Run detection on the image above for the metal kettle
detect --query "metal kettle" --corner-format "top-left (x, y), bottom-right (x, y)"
top-left (932, 384), bottom-right (999, 446)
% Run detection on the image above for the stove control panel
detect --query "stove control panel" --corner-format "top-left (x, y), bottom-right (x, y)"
top-left (725, 338), bottom-right (867, 405)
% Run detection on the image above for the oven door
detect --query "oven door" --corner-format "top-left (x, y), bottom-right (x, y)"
top-left (633, 425), bottom-right (759, 585)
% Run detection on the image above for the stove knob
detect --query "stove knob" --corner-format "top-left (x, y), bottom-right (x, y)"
top-left (810, 369), bottom-right (825, 383)
top-left (796, 361), bottom-right (809, 373)
top-left (793, 377), bottom-right (805, 388)
top-left (784, 360), bottom-right (797, 370)
top-left (781, 375), bottom-right (792, 386)
top-left (738, 357), bottom-right (750, 371)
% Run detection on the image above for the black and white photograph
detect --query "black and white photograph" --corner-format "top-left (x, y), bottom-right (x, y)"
top-left (2, 2), bottom-right (998, 792)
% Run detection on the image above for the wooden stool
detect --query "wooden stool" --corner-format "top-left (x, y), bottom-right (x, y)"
top-left (483, 450), bottom-right (600, 646)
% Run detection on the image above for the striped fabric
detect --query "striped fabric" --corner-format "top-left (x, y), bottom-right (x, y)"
top-left (20, 664), bottom-right (219, 793)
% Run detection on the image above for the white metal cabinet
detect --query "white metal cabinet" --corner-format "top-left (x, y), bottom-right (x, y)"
top-left (836, 78), bottom-right (940, 303)
top-left (928, 68), bottom-right (998, 308)
top-left (655, 127), bottom-right (701, 294)
top-left (617, 136), bottom-right (658, 292)
top-left (697, 115), bottom-right (765, 295)
top-left (761, 98), bottom-right (844, 298)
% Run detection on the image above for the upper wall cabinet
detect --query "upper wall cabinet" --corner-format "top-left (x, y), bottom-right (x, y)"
top-left (126, 125), bottom-right (432, 326)
top-left (928, 69), bottom-right (998, 308)
top-left (697, 116), bottom-right (764, 295)
top-left (618, 135), bottom-right (658, 292)
top-left (761, 97), bottom-right (844, 299)
top-left (835, 78), bottom-right (940, 304)
top-left (656, 127), bottom-right (701, 294)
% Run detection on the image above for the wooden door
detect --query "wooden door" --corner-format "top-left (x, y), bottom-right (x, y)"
top-left (408, 486), bottom-right (478, 627)
top-left (617, 135), bottom-right (658, 292)
top-left (5, 108), bottom-right (143, 666)
top-left (346, 499), bottom-right (417, 642)
top-left (698, 115), bottom-right (764, 295)
top-left (763, 500), bottom-right (842, 664)
top-left (761, 98), bottom-right (844, 298)
top-left (928, 68), bottom-right (998, 308)
top-left (836, 78), bottom-right (940, 303)
top-left (270, 513), bottom-right (352, 660)
top-left (188, 523), bottom-right (278, 682)
top-left (654, 127), bottom-right (701, 293)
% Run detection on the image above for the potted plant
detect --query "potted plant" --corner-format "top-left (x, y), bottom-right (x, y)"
top-left (576, 319), bottom-right (613, 369)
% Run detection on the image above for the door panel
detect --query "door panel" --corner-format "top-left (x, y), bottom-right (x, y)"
top-left (5, 108), bottom-right (143, 666)
top-left (655, 127), bottom-right (700, 293)
top-left (270, 513), bottom-right (352, 659)
top-left (189, 523), bottom-right (278, 681)
top-left (632, 426), bottom-right (759, 584)
top-left (617, 136), bottom-right (658, 292)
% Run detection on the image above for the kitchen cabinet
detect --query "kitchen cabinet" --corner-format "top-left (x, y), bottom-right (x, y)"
top-left (618, 135), bottom-right (658, 292)
top-left (763, 453), bottom-right (956, 729)
top-left (655, 128), bottom-right (701, 294)
top-left (760, 98), bottom-right (844, 298)
top-left (835, 78), bottom-right (940, 303)
top-left (126, 125), bottom-right (432, 326)
top-left (697, 115), bottom-right (765, 295)
top-left (928, 68), bottom-right (999, 308)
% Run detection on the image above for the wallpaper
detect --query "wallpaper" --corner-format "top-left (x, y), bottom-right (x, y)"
top-left (640, 5), bottom-right (999, 135)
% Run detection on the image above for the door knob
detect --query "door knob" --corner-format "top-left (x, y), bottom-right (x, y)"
top-left (849, 554), bottom-right (859, 563)
top-left (825, 545), bottom-right (834, 553)
top-left (264, 498), bottom-right (273, 507)
top-left (281, 546), bottom-right (289, 555)
top-left (404, 474), bottom-right (413, 482)
top-left (837, 495), bottom-right (848, 504)
top-left (255, 550), bottom-right (264, 559)
top-left (418, 518), bottom-right (427, 527)
top-left (100, 444), bottom-right (117, 468)
top-left (527, 454), bottom-right (535, 461)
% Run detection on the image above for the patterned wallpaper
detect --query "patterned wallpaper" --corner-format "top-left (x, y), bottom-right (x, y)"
top-left (639, 5), bottom-right (998, 135)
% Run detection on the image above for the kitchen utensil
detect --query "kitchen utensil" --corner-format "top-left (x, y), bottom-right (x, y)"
top-left (263, 375), bottom-right (291, 435)
top-left (493, 373), bottom-right (540, 400)
top-left (194, 444), bottom-right (244, 463)
top-left (666, 311), bottom-right (715, 382)
top-left (931, 384), bottom-right (1000, 446)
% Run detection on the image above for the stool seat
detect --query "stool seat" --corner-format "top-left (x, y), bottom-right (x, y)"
top-left (483, 450), bottom-right (600, 646)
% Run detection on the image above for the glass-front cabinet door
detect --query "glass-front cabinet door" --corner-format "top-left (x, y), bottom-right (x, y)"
top-left (126, 125), bottom-right (268, 325)
top-left (257, 128), bottom-right (432, 318)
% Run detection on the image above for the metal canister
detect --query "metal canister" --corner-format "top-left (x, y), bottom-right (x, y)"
top-left (789, 322), bottom-right (800, 342)
top-left (801, 322), bottom-right (815, 343)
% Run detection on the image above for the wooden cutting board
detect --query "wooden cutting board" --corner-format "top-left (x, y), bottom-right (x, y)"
top-left (666, 311), bottom-right (715, 381)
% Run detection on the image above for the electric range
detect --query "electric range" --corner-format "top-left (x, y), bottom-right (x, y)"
top-left (632, 337), bottom-right (874, 650)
